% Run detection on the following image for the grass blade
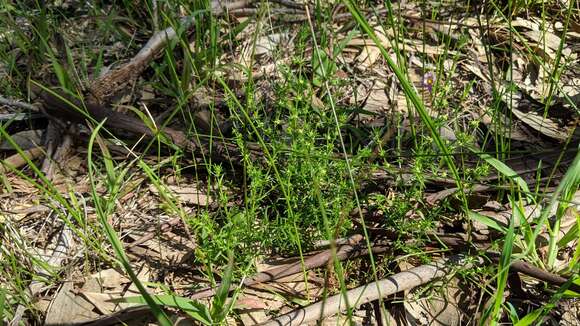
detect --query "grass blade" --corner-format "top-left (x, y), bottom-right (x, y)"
top-left (488, 197), bottom-right (517, 325)
top-left (342, 0), bottom-right (468, 211)
top-left (87, 120), bottom-right (172, 326)
top-left (117, 295), bottom-right (212, 325)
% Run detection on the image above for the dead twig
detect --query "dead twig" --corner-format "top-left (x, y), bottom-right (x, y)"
top-left (486, 252), bottom-right (580, 294)
top-left (88, 0), bottom-right (251, 103)
top-left (260, 254), bottom-right (481, 326)
top-left (267, 0), bottom-right (305, 10)
top-left (10, 211), bottom-right (74, 326)
top-left (230, 7), bottom-right (305, 17)
top-left (125, 217), bottom-right (183, 250)
top-left (39, 89), bottom-right (255, 164)
top-left (0, 95), bottom-right (38, 112)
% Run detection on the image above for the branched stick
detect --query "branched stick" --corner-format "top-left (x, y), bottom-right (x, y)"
top-left (39, 88), bottom-right (256, 163)
top-left (89, 0), bottom-right (251, 103)
top-left (36, 1), bottom-right (261, 164)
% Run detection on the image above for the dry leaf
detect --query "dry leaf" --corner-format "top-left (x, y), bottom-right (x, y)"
top-left (355, 43), bottom-right (381, 70)
top-left (44, 282), bottom-right (99, 324)
top-left (404, 278), bottom-right (470, 325)
top-left (511, 107), bottom-right (571, 140)
top-left (150, 184), bottom-right (212, 206)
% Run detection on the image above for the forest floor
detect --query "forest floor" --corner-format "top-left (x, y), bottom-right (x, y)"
top-left (0, 0), bottom-right (579, 325)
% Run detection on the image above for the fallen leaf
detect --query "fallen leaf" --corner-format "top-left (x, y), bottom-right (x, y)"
top-left (44, 281), bottom-right (99, 324)
top-left (150, 184), bottom-right (212, 206)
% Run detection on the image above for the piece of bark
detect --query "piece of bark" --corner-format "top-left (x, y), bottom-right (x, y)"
top-left (0, 146), bottom-right (45, 174)
top-left (189, 234), bottom-right (392, 300)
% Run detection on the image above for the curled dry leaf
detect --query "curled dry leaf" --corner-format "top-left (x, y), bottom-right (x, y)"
top-left (354, 80), bottom-right (390, 127)
top-left (355, 43), bottom-right (381, 70)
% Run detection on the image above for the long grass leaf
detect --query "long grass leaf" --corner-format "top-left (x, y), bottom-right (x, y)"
top-left (489, 197), bottom-right (516, 324)
top-left (117, 295), bottom-right (212, 325)
top-left (87, 120), bottom-right (172, 326)
top-left (342, 0), bottom-right (467, 211)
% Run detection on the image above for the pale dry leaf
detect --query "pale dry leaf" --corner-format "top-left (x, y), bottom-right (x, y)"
top-left (355, 43), bottom-right (381, 70)
top-left (240, 32), bottom-right (290, 67)
top-left (310, 93), bottom-right (325, 110)
top-left (90, 268), bottom-right (131, 291)
top-left (355, 80), bottom-right (390, 126)
top-left (254, 33), bottom-right (290, 57)
top-left (347, 29), bottom-right (392, 47)
top-left (140, 84), bottom-right (156, 101)
top-left (508, 56), bottom-right (527, 86)
top-left (511, 17), bottom-right (541, 31)
top-left (511, 107), bottom-right (570, 141)
top-left (406, 39), bottom-right (458, 56)
top-left (404, 278), bottom-right (470, 325)
top-left (77, 291), bottom-right (123, 315)
top-left (124, 264), bottom-right (153, 297)
top-left (44, 282), bottom-right (99, 324)
top-left (524, 30), bottom-right (563, 52)
top-left (467, 30), bottom-right (489, 64)
top-left (149, 184), bottom-right (212, 206)
top-left (238, 308), bottom-right (269, 326)
top-left (481, 92), bottom-right (543, 145)
top-left (396, 93), bottom-right (411, 115)
top-left (462, 61), bottom-right (489, 83)
top-left (244, 288), bottom-right (285, 310)
top-left (235, 295), bottom-right (269, 310)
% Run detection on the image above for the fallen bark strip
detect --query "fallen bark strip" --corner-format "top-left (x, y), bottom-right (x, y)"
top-left (260, 254), bottom-right (481, 326)
top-left (0, 146), bottom-right (45, 174)
top-left (189, 234), bottom-right (389, 299)
top-left (0, 95), bottom-right (39, 112)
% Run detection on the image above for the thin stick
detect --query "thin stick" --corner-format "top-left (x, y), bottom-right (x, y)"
top-left (260, 254), bottom-right (481, 326)
top-left (0, 95), bottom-right (38, 111)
